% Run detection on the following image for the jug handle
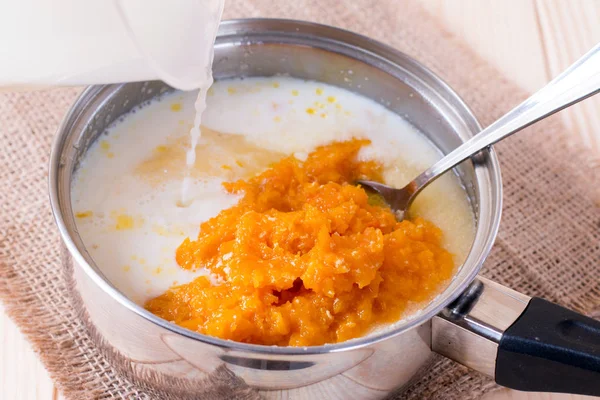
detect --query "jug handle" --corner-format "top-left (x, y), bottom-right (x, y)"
top-left (432, 276), bottom-right (600, 396)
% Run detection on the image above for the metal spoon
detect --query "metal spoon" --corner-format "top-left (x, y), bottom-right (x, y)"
top-left (358, 43), bottom-right (600, 221)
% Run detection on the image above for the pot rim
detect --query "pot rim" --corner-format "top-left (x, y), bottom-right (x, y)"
top-left (49, 18), bottom-right (503, 356)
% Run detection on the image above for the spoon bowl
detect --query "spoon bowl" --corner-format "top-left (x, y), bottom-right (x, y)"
top-left (357, 179), bottom-right (417, 221)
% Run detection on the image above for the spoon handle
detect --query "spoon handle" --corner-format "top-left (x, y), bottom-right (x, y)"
top-left (413, 42), bottom-right (600, 192)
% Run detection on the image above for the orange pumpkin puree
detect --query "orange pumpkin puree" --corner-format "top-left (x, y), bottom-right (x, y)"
top-left (145, 139), bottom-right (454, 346)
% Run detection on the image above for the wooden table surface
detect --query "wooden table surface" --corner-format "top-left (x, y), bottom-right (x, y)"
top-left (1, 1), bottom-right (599, 399)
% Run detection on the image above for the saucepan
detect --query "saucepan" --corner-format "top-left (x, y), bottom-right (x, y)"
top-left (49, 19), bottom-right (600, 399)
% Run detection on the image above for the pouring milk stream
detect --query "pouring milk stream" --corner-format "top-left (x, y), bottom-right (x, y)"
top-left (0, 0), bottom-right (224, 205)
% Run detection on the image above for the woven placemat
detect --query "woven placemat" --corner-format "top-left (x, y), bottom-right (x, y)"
top-left (1, 0), bottom-right (599, 399)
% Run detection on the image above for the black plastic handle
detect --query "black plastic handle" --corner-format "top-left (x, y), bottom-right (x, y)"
top-left (496, 297), bottom-right (600, 396)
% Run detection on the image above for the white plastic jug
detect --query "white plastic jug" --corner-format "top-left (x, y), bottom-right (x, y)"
top-left (0, 0), bottom-right (223, 91)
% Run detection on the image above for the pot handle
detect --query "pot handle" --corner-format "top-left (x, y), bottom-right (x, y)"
top-left (432, 276), bottom-right (600, 396)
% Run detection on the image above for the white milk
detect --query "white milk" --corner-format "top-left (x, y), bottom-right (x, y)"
top-left (71, 77), bottom-right (475, 305)
top-left (181, 0), bottom-right (223, 206)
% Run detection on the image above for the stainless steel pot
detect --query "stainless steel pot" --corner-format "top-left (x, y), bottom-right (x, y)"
top-left (49, 19), bottom-right (600, 399)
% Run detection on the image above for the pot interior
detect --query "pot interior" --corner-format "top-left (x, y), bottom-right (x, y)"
top-left (51, 19), bottom-right (502, 352)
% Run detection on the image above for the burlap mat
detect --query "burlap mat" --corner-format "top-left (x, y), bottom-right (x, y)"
top-left (1, 0), bottom-right (599, 399)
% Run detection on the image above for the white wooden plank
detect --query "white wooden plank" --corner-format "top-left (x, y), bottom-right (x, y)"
top-left (535, 0), bottom-right (600, 153)
top-left (483, 388), bottom-right (595, 400)
top-left (420, 0), bottom-right (548, 93)
top-left (0, 305), bottom-right (55, 400)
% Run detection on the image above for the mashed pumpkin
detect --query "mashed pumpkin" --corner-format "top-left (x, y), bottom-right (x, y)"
top-left (145, 139), bottom-right (454, 346)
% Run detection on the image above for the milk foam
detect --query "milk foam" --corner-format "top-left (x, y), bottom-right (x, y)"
top-left (71, 77), bottom-right (475, 305)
